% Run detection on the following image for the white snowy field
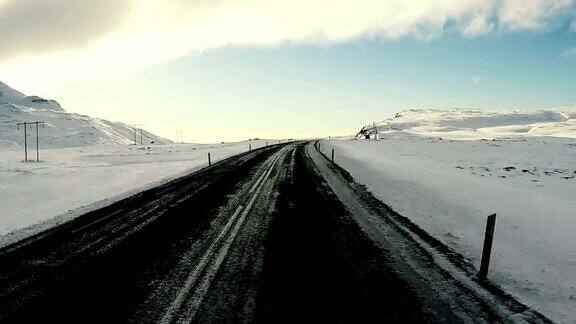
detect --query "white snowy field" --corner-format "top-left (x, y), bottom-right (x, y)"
top-left (0, 140), bottom-right (271, 247)
top-left (322, 109), bottom-right (576, 323)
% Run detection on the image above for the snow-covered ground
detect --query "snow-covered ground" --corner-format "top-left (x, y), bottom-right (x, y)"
top-left (323, 108), bottom-right (576, 323)
top-left (0, 140), bottom-right (271, 248)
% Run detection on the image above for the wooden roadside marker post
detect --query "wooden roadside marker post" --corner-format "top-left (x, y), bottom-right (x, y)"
top-left (249, 143), bottom-right (252, 151)
top-left (479, 213), bottom-right (497, 280)
top-left (208, 153), bottom-right (211, 166)
top-left (331, 149), bottom-right (334, 162)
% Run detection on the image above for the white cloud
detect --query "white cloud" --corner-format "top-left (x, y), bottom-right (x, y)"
top-left (471, 76), bottom-right (482, 84)
top-left (499, 0), bottom-right (575, 32)
top-left (463, 16), bottom-right (496, 37)
top-left (0, 0), bottom-right (575, 91)
top-left (560, 46), bottom-right (576, 57)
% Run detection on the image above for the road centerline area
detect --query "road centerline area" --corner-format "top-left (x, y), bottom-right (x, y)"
top-left (160, 206), bottom-right (243, 324)
top-left (162, 148), bottom-right (288, 323)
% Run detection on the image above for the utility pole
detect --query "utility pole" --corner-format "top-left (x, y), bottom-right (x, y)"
top-left (17, 122), bottom-right (28, 161)
top-left (34, 122), bottom-right (45, 161)
top-left (17, 121), bottom-right (45, 161)
top-left (130, 124), bottom-right (143, 145)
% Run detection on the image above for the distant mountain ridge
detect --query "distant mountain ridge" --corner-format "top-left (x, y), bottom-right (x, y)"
top-left (0, 81), bottom-right (64, 112)
top-left (357, 108), bottom-right (576, 140)
top-left (0, 81), bottom-right (172, 149)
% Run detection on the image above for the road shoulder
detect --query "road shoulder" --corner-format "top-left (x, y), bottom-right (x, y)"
top-left (307, 142), bottom-right (551, 323)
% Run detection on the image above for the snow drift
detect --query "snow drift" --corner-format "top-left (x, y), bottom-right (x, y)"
top-left (0, 81), bottom-right (171, 148)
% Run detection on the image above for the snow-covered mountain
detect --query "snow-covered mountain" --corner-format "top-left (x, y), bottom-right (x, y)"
top-left (357, 108), bottom-right (576, 140)
top-left (0, 81), bottom-right (171, 149)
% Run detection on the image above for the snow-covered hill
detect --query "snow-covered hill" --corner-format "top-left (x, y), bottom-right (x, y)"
top-left (357, 108), bottom-right (576, 140)
top-left (0, 81), bottom-right (171, 148)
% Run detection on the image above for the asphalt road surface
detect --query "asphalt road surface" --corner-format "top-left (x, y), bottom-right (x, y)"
top-left (0, 142), bottom-right (551, 323)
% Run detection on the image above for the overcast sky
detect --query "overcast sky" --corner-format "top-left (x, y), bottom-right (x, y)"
top-left (1, 0), bottom-right (575, 142)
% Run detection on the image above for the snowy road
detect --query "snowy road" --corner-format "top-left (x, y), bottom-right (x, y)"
top-left (0, 142), bottom-right (551, 323)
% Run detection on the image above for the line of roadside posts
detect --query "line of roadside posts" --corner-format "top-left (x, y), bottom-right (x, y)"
top-left (315, 138), bottom-right (498, 281)
top-left (207, 139), bottom-right (275, 168)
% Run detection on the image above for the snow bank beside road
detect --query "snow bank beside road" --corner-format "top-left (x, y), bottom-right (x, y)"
top-left (0, 140), bottom-right (270, 247)
top-left (321, 136), bottom-right (576, 323)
